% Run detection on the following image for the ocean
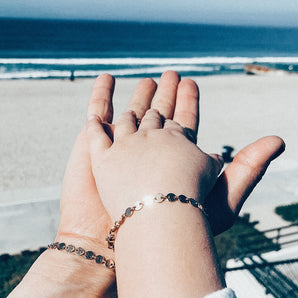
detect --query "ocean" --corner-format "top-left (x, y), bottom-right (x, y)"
top-left (1, 18), bottom-right (298, 79)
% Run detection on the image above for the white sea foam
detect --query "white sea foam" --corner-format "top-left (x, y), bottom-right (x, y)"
top-left (0, 70), bottom-right (71, 79)
top-left (229, 64), bottom-right (246, 70)
top-left (75, 65), bottom-right (217, 76)
top-left (0, 57), bottom-right (296, 79)
top-left (1, 56), bottom-right (298, 65)
top-left (0, 65), bottom-right (219, 79)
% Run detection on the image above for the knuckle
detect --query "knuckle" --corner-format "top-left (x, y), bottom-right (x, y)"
top-left (88, 96), bottom-right (109, 107)
top-left (154, 98), bottom-right (174, 112)
top-left (233, 151), bottom-right (263, 177)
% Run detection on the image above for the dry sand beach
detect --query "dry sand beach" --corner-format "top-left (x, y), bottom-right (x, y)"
top-left (0, 74), bottom-right (298, 253)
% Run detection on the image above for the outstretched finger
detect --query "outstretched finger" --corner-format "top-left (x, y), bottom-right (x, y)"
top-left (206, 136), bottom-right (285, 235)
top-left (173, 79), bottom-right (200, 134)
top-left (127, 78), bottom-right (157, 119)
top-left (150, 71), bottom-right (180, 119)
top-left (87, 74), bottom-right (115, 123)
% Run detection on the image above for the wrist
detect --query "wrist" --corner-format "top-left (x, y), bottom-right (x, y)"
top-left (114, 197), bottom-right (225, 297)
top-left (9, 238), bottom-right (115, 298)
top-left (107, 188), bottom-right (200, 222)
top-left (107, 193), bottom-right (208, 250)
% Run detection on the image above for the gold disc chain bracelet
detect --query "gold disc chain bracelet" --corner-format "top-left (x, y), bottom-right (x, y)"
top-left (106, 192), bottom-right (208, 250)
top-left (48, 242), bottom-right (115, 269)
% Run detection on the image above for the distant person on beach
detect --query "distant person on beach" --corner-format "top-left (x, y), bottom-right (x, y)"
top-left (8, 71), bottom-right (285, 297)
top-left (70, 70), bottom-right (75, 81)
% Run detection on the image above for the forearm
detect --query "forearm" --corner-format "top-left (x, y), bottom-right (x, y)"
top-left (8, 244), bottom-right (115, 298)
top-left (115, 198), bottom-right (225, 298)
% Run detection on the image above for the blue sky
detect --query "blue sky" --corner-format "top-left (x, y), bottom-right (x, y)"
top-left (1, 0), bottom-right (298, 27)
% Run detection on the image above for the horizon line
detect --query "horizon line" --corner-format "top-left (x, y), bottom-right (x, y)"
top-left (1, 16), bottom-right (298, 30)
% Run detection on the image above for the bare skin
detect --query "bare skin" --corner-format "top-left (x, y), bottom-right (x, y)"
top-left (87, 108), bottom-right (223, 218)
top-left (87, 108), bottom-right (226, 297)
top-left (9, 71), bottom-right (284, 297)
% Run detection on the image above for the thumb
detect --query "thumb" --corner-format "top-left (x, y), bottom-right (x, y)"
top-left (224, 135), bottom-right (285, 214)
